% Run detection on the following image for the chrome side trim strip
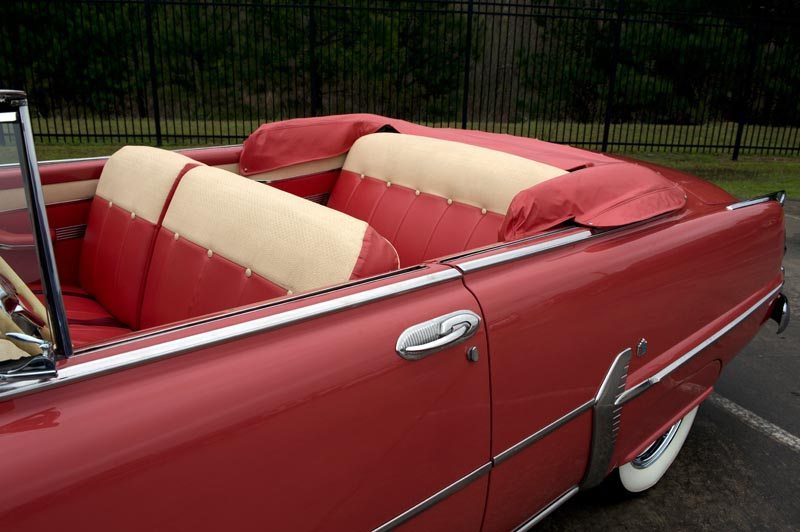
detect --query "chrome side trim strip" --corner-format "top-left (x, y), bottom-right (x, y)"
top-left (0, 269), bottom-right (461, 401)
top-left (580, 348), bottom-right (632, 488)
top-left (442, 227), bottom-right (577, 264)
top-left (616, 283), bottom-right (784, 406)
top-left (493, 399), bottom-right (595, 465)
top-left (514, 486), bottom-right (579, 532)
top-left (372, 462), bottom-right (492, 532)
top-left (456, 230), bottom-right (593, 273)
top-left (727, 190), bottom-right (786, 210)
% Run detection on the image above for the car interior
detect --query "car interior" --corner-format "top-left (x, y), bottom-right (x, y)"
top-left (0, 124), bottom-right (688, 354)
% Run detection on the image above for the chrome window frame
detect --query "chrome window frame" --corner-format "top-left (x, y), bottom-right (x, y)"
top-left (0, 90), bottom-right (72, 359)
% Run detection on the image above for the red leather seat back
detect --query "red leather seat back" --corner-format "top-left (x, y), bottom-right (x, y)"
top-left (328, 133), bottom-right (566, 266)
top-left (139, 166), bottom-right (399, 329)
top-left (79, 147), bottom-right (201, 328)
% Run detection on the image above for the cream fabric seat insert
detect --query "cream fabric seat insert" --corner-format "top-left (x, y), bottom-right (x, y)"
top-left (96, 145), bottom-right (201, 223)
top-left (163, 165), bottom-right (391, 294)
top-left (342, 133), bottom-right (567, 215)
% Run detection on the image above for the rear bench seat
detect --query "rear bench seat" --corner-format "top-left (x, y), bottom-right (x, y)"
top-left (68, 146), bottom-right (202, 344)
top-left (327, 133), bottom-right (566, 266)
top-left (65, 148), bottom-right (398, 347)
top-left (138, 165), bottom-right (398, 328)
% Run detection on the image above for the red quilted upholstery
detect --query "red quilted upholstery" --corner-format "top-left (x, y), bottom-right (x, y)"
top-left (72, 155), bottom-right (200, 334)
top-left (70, 323), bottom-right (133, 348)
top-left (139, 229), bottom-right (287, 329)
top-left (328, 171), bottom-right (504, 266)
top-left (78, 201), bottom-right (160, 328)
top-left (49, 147), bottom-right (400, 348)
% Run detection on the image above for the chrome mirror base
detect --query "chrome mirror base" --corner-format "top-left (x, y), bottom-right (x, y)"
top-left (1, 332), bottom-right (57, 382)
top-left (0, 354), bottom-right (57, 382)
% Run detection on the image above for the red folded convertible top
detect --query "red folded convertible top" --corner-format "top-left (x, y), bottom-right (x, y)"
top-left (240, 114), bottom-right (687, 233)
top-left (239, 113), bottom-right (618, 175)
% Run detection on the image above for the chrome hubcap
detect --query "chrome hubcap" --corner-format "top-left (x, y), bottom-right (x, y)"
top-left (631, 419), bottom-right (682, 469)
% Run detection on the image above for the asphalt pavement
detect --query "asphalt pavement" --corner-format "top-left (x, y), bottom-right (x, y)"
top-left (540, 200), bottom-right (800, 531)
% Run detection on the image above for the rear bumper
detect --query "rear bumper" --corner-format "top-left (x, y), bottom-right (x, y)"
top-left (771, 293), bottom-right (790, 334)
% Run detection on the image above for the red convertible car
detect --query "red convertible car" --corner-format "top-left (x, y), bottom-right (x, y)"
top-left (0, 89), bottom-right (790, 531)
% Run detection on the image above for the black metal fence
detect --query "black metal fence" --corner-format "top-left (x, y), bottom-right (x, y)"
top-left (2, 0), bottom-right (799, 158)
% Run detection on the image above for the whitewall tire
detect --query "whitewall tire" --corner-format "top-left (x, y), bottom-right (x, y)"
top-left (617, 406), bottom-right (699, 493)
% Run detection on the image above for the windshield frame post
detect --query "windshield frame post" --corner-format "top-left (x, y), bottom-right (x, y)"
top-left (2, 90), bottom-right (72, 359)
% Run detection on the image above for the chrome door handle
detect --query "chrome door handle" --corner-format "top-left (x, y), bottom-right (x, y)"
top-left (396, 310), bottom-right (481, 360)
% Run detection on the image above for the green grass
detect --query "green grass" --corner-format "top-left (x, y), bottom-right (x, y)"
top-left (30, 117), bottom-right (800, 155)
top-left (27, 119), bottom-right (800, 201)
top-left (632, 153), bottom-right (800, 199)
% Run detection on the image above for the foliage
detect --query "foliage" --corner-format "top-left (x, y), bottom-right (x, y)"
top-left (0, 0), bottom-right (797, 131)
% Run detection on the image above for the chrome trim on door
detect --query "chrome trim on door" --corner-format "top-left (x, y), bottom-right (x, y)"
top-left (726, 190), bottom-right (786, 210)
top-left (372, 462), bottom-right (492, 532)
top-left (616, 283), bottom-right (784, 406)
top-left (455, 230), bottom-right (593, 272)
top-left (395, 310), bottom-right (481, 360)
top-left (580, 348), bottom-right (631, 488)
top-left (0, 268), bottom-right (461, 401)
top-left (514, 486), bottom-right (579, 532)
top-left (493, 399), bottom-right (595, 465)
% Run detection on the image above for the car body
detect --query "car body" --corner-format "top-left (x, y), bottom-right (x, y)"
top-left (0, 90), bottom-right (790, 531)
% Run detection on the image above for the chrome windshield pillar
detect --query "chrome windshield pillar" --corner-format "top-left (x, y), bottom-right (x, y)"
top-left (0, 90), bottom-right (71, 359)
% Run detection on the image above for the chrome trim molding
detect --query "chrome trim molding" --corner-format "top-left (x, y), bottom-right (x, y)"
top-left (17, 102), bottom-right (73, 357)
top-left (727, 190), bottom-right (786, 210)
top-left (771, 293), bottom-right (790, 334)
top-left (442, 227), bottom-right (576, 264)
top-left (580, 348), bottom-right (632, 488)
top-left (616, 283), bottom-right (784, 406)
top-left (514, 486), bottom-right (579, 532)
top-left (372, 462), bottom-right (492, 532)
top-left (456, 230), bottom-right (593, 272)
top-left (494, 399), bottom-right (595, 465)
top-left (0, 269), bottom-right (461, 401)
top-left (631, 419), bottom-right (682, 469)
top-left (55, 224), bottom-right (87, 241)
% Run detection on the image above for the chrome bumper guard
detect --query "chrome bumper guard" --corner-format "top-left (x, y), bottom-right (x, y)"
top-left (771, 293), bottom-right (790, 334)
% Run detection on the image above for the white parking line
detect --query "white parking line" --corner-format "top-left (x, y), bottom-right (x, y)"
top-left (708, 393), bottom-right (800, 453)
top-left (786, 213), bottom-right (800, 221)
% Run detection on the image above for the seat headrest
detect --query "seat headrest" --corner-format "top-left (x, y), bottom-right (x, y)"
top-left (342, 133), bottom-right (566, 215)
top-left (97, 146), bottom-right (202, 224)
top-left (163, 166), bottom-right (399, 294)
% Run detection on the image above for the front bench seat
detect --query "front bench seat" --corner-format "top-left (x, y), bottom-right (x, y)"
top-left (68, 146), bottom-right (202, 345)
top-left (139, 165), bottom-right (399, 328)
top-left (327, 133), bottom-right (566, 266)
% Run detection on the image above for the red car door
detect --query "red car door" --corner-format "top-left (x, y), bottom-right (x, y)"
top-left (1, 264), bottom-right (490, 531)
top-left (450, 200), bottom-right (784, 530)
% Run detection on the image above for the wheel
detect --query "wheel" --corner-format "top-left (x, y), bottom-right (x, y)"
top-left (616, 406), bottom-right (698, 493)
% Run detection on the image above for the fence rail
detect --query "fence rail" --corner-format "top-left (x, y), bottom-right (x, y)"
top-left (2, 0), bottom-right (799, 158)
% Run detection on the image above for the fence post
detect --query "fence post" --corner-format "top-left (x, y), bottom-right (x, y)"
top-left (732, 6), bottom-right (760, 161)
top-left (308, 0), bottom-right (322, 117)
top-left (144, 0), bottom-right (163, 146)
top-left (460, 0), bottom-right (475, 130)
top-left (601, 0), bottom-right (624, 152)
